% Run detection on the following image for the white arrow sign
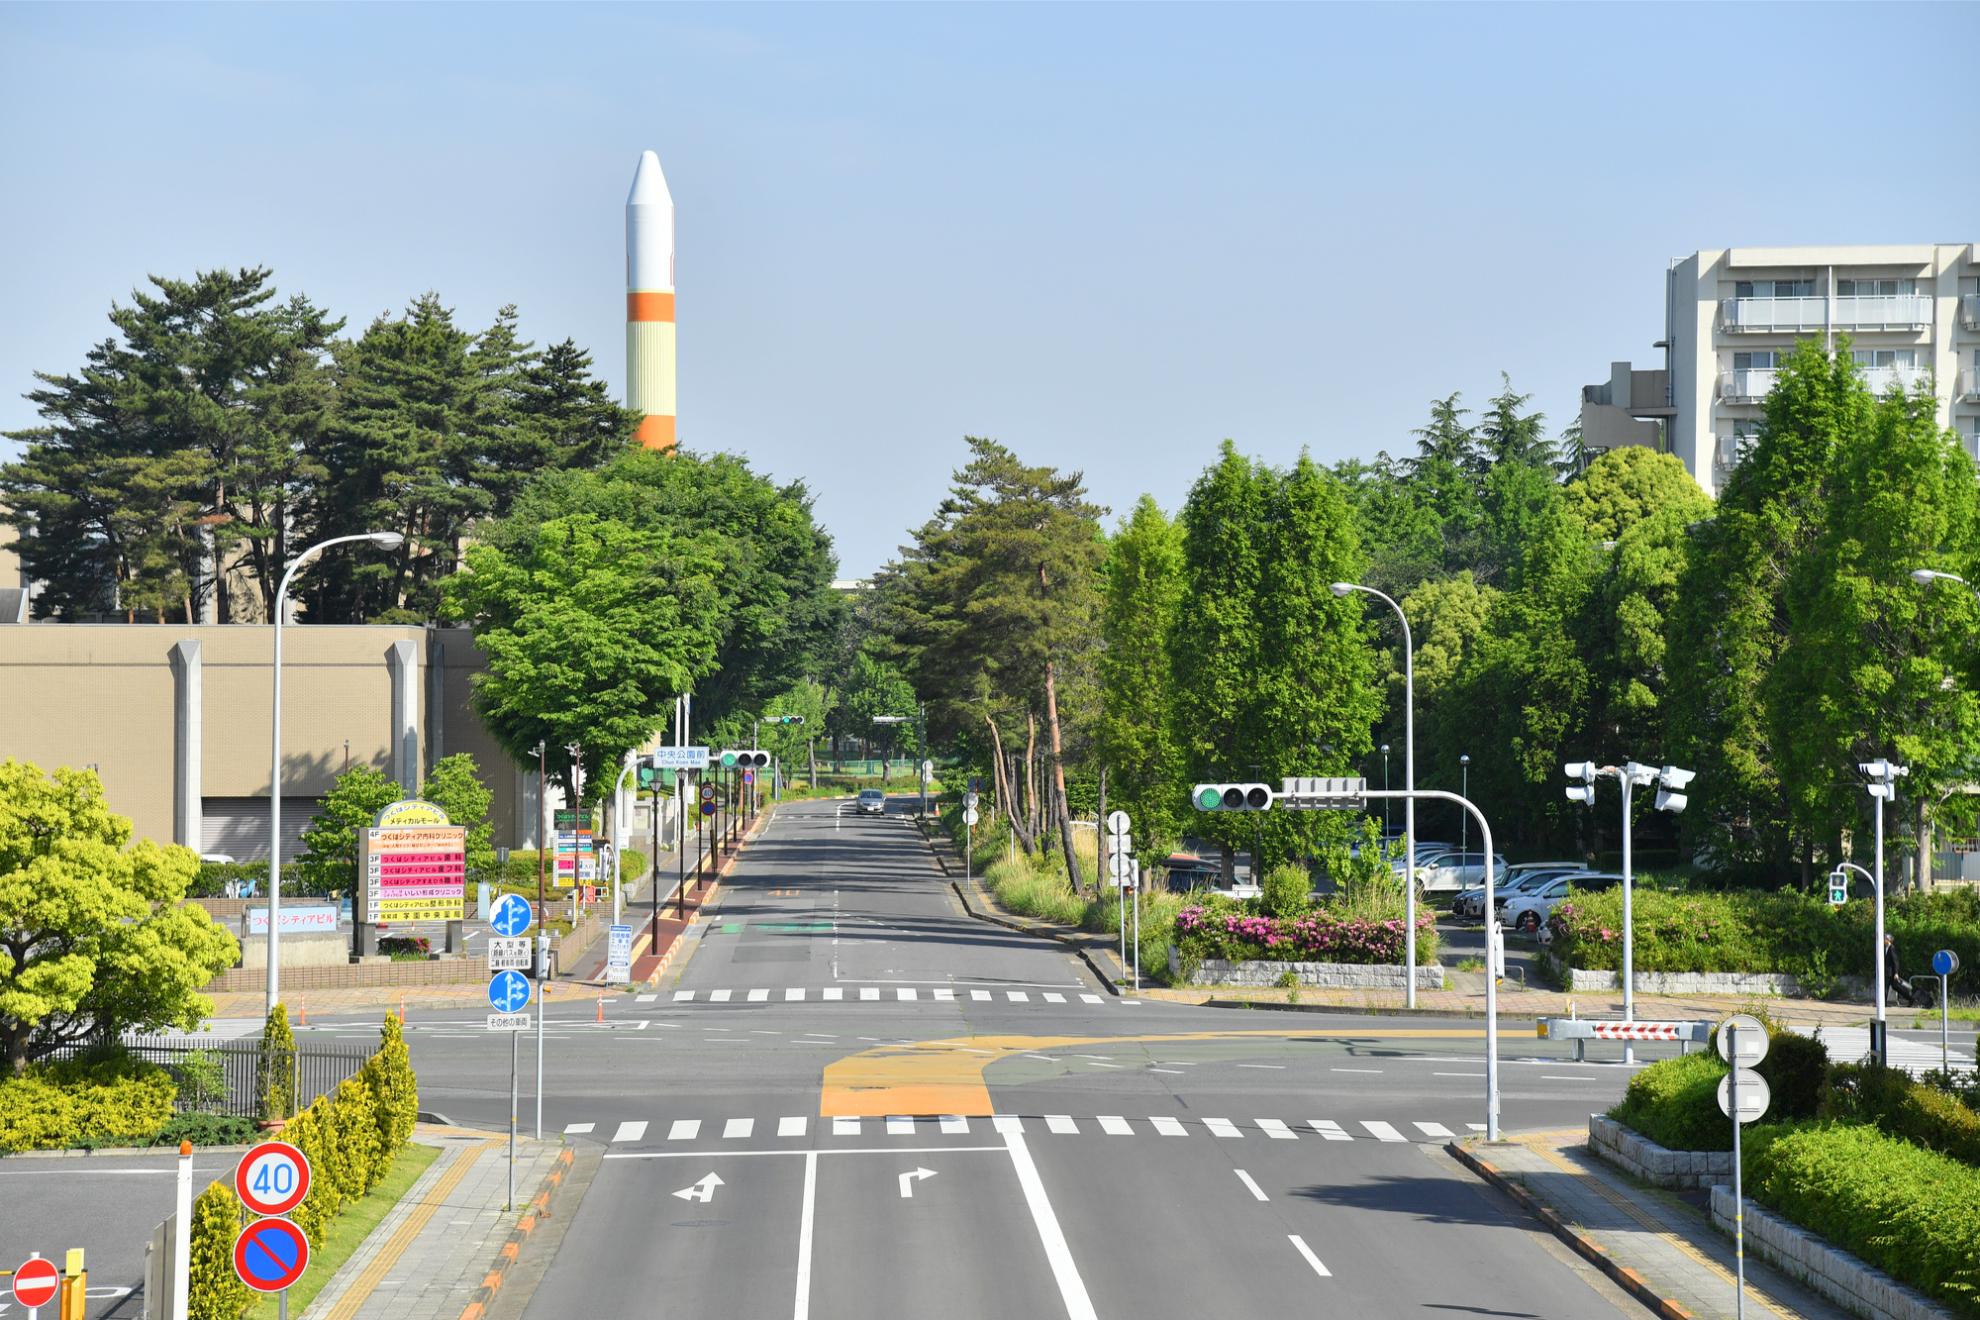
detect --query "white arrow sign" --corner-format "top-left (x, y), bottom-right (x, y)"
top-left (672, 1172), bottom-right (724, 1203)
top-left (898, 1167), bottom-right (937, 1198)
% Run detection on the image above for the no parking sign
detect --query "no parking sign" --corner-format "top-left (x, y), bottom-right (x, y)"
top-left (232, 1217), bottom-right (309, 1293)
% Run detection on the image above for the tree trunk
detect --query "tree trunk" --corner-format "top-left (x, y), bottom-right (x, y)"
top-left (985, 715), bottom-right (1034, 853)
top-left (1096, 766), bottom-right (1108, 886)
top-left (807, 740), bottom-right (818, 790)
top-left (1916, 798), bottom-right (1933, 893)
top-left (1023, 716), bottom-right (1039, 850)
top-left (1044, 660), bottom-right (1085, 893)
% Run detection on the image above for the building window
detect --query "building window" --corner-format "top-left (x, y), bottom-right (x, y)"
top-left (1735, 279), bottom-right (1814, 298)
top-left (1734, 351), bottom-right (1783, 371)
top-left (1837, 277), bottom-right (1918, 297)
top-left (1852, 349), bottom-right (1918, 368)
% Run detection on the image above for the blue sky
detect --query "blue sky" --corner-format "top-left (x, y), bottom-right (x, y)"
top-left (3, 2), bottom-right (1975, 575)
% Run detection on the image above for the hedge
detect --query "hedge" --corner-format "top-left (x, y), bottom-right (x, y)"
top-left (0, 1055), bottom-right (177, 1153)
top-left (1175, 893), bottom-right (1438, 968)
top-left (1550, 885), bottom-right (1980, 984)
top-left (1824, 1061), bottom-right (1980, 1167)
top-left (1745, 1122), bottom-right (1980, 1317)
top-left (187, 1014), bottom-right (419, 1316)
top-left (1607, 1028), bottom-right (1829, 1151)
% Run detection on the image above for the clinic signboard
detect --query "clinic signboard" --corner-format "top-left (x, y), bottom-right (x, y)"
top-left (355, 800), bottom-right (466, 924)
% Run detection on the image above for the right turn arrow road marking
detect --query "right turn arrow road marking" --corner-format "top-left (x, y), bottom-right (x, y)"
top-left (898, 1167), bottom-right (936, 1198)
top-left (672, 1172), bottom-right (724, 1203)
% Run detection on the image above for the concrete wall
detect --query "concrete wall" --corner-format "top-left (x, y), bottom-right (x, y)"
top-left (0, 623), bottom-right (531, 856)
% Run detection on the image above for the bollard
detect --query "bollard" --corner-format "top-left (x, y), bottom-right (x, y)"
top-left (299, 993), bottom-right (307, 1027)
top-left (596, 995), bottom-right (604, 1024)
top-left (1570, 999), bottom-right (1584, 1062)
top-left (398, 992), bottom-right (405, 1023)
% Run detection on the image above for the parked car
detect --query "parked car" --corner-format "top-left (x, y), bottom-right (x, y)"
top-left (1451, 863), bottom-right (1581, 919)
top-left (1501, 872), bottom-right (1623, 934)
top-left (1416, 851), bottom-right (1510, 894)
top-left (856, 789), bottom-right (888, 815)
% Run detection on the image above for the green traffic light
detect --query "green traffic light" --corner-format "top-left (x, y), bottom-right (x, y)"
top-left (1194, 786), bottom-right (1222, 810)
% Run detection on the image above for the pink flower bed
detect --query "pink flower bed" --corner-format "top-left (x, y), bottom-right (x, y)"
top-left (1177, 902), bottom-right (1436, 965)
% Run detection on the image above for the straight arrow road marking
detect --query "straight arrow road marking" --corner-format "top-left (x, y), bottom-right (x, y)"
top-left (673, 1172), bottom-right (723, 1203)
top-left (898, 1166), bottom-right (936, 1197)
top-left (1234, 1170), bottom-right (1268, 1202)
top-left (1289, 1235), bottom-right (1332, 1279)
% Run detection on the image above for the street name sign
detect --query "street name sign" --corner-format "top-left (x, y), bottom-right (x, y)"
top-left (489, 892), bottom-right (534, 938)
top-left (486, 1013), bottom-right (530, 1031)
top-left (235, 1142), bottom-right (311, 1217)
top-left (486, 936), bottom-right (531, 973)
top-left (9, 1257), bottom-right (59, 1310)
top-left (652, 746), bottom-right (710, 770)
top-left (487, 969), bottom-right (532, 1014)
top-left (232, 1218), bottom-right (309, 1293)
top-left (605, 924), bottom-right (633, 982)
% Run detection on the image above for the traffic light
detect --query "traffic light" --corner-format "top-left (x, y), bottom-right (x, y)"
top-left (1826, 869), bottom-right (1849, 906)
top-left (1276, 777), bottom-right (1367, 811)
top-left (1563, 762), bottom-right (1597, 807)
top-left (1191, 783), bottom-right (1273, 812)
top-left (720, 749), bottom-right (770, 769)
top-left (767, 715), bottom-right (806, 726)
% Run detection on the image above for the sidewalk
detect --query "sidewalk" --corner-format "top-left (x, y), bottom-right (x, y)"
top-left (1450, 1129), bottom-right (1851, 1320)
top-left (302, 1124), bottom-right (598, 1320)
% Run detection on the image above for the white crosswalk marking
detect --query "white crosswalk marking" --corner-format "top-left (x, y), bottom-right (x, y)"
top-left (1361, 1120), bottom-right (1406, 1142)
top-left (832, 1116), bottom-right (860, 1136)
top-left (971, 990), bottom-right (991, 1001)
top-left (1150, 1116), bottom-right (1187, 1137)
top-left (1043, 992), bottom-right (1066, 1003)
top-left (1467, 1123), bottom-right (1487, 1132)
top-left (886, 1115), bottom-right (915, 1135)
top-left (612, 1121), bottom-right (647, 1143)
top-left (823, 987), bottom-right (844, 1001)
top-left (939, 1115), bottom-right (969, 1134)
top-left (1045, 1114), bottom-right (1079, 1134)
top-left (1205, 1117), bottom-right (1242, 1139)
top-left (709, 989), bottom-right (732, 1003)
top-left (568, 1111), bottom-right (1478, 1145)
top-left (1257, 1118), bottom-right (1296, 1140)
top-left (747, 988), bottom-right (770, 1002)
top-left (1414, 1121), bottom-right (1455, 1139)
top-left (564, 1122), bottom-right (595, 1135)
top-left (1098, 1115), bottom-right (1133, 1136)
top-left (897, 988), bottom-right (917, 1001)
top-left (779, 1116), bottom-right (808, 1137)
top-left (860, 987), bottom-right (879, 1001)
top-left (785, 988), bottom-right (806, 1002)
top-left (1008, 991), bottom-right (1030, 1002)
top-left (1308, 1120), bottom-right (1352, 1141)
top-left (719, 1117), bottom-right (752, 1139)
top-left (1079, 994), bottom-right (1103, 1004)
top-left (934, 988), bottom-right (955, 1001)
top-left (673, 990), bottom-right (695, 1002)
top-left (992, 1115), bottom-right (1026, 1134)
top-left (669, 1119), bottom-right (701, 1141)
top-left (635, 994), bottom-right (657, 1004)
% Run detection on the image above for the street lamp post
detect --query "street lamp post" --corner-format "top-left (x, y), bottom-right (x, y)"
top-left (1460, 755), bottom-right (1470, 855)
top-left (1334, 582), bottom-right (1419, 1009)
top-left (267, 531), bottom-right (404, 1019)
top-left (1861, 759), bottom-right (1908, 1065)
top-left (1380, 744), bottom-right (1391, 833)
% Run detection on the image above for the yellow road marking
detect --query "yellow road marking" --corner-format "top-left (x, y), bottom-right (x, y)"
top-left (819, 1028), bottom-right (1488, 1117)
top-left (319, 1139), bottom-right (498, 1320)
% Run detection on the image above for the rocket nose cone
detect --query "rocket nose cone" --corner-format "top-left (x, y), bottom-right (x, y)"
top-left (628, 149), bottom-right (672, 207)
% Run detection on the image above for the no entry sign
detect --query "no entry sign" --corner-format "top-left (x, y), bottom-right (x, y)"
top-left (9, 1256), bottom-right (59, 1309)
top-left (233, 1217), bottom-right (310, 1293)
top-left (235, 1141), bottom-right (312, 1217)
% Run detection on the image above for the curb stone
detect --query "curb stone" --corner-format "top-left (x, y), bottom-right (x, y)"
top-left (1445, 1139), bottom-right (1696, 1320)
top-left (456, 1146), bottom-right (576, 1320)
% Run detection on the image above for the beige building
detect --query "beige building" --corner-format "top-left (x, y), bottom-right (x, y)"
top-left (1582, 243), bottom-right (1980, 494)
top-left (0, 623), bottom-right (543, 860)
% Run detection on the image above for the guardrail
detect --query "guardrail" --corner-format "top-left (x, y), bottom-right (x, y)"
top-left (1538, 1016), bottom-right (1710, 1061)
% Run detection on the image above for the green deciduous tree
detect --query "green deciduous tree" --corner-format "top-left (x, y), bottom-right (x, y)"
top-left (295, 766), bottom-right (403, 896)
top-left (0, 761), bottom-right (238, 1073)
top-left (420, 754), bottom-right (496, 876)
top-left (1097, 496), bottom-right (1187, 850)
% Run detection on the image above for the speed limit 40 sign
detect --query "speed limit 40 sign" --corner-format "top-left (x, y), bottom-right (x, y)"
top-left (236, 1140), bottom-right (312, 1217)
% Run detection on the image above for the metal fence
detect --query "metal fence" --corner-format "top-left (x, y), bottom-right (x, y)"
top-left (47, 1038), bottom-right (372, 1119)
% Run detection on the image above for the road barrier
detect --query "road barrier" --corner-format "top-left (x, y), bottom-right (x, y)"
top-left (1537, 1016), bottom-right (1710, 1061)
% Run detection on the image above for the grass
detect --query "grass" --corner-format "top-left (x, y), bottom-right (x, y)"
top-left (981, 853), bottom-right (1190, 984)
top-left (1455, 957), bottom-right (1486, 973)
top-left (1914, 1003), bottom-right (1980, 1027)
top-left (243, 1142), bottom-right (440, 1319)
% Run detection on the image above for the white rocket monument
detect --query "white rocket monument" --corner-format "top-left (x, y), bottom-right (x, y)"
top-left (626, 150), bottom-right (676, 451)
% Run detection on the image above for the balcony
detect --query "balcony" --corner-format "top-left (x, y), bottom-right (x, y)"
top-left (1962, 295), bottom-right (1980, 331)
top-left (1720, 368), bottom-right (1778, 401)
top-left (1858, 363), bottom-right (1933, 396)
top-left (1722, 297), bottom-right (1826, 333)
top-left (1961, 370), bottom-right (1980, 402)
top-left (1832, 294), bottom-right (1933, 331)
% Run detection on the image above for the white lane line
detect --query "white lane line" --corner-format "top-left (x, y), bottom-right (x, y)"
top-left (832, 1116), bottom-right (860, 1136)
top-left (669, 1119), bottom-right (702, 1141)
top-left (1097, 1115), bottom-right (1133, 1136)
top-left (1204, 1117), bottom-right (1242, 1139)
top-left (793, 1150), bottom-right (818, 1320)
top-left (860, 988), bottom-right (879, 1001)
top-left (1360, 1120), bottom-right (1406, 1142)
top-left (1045, 1114), bottom-right (1079, 1134)
top-left (1150, 1116), bottom-right (1187, 1137)
top-left (1331, 1068), bottom-right (1381, 1074)
top-left (1043, 992), bottom-right (1066, 1004)
top-left (886, 1115), bottom-right (915, 1135)
top-left (748, 988), bottom-right (771, 1003)
top-left (1007, 991), bottom-right (1030, 1003)
top-left (897, 988), bottom-right (918, 1001)
top-left (674, 990), bottom-right (695, 1002)
top-left (1468, 1123), bottom-right (1487, 1131)
top-left (1234, 1169), bottom-right (1269, 1201)
top-left (612, 1120), bottom-right (647, 1143)
top-left (1003, 1131), bottom-right (1100, 1320)
top-left (779, 1116), bottom-right (808, 1137)
top-left (1079, 994), bottom-right (1103, 1004)
top-left (1288, 1234), bottom-right (1332, 1279)
top-left (1150, 1068), bottom-right (1185, 1075)
top-left (1236, 1063), bottom-right (1285, 1070)
top-left (823, 988), bottom-right (844, 1001)
top-left (1075, 1054), bottom-right (1113, 1061)
top-left (934, 988), bottom-right (956, 1001)
top-left (1023, 1053), bottom-right (1058, 1063)
top-left (564, 1122), bottom-right (595, 1135)
top-left (971, 990), bottom-right (991, 1002)
top-left (992, 1115), bottom-right (1026, 1134)
top-left (635, 994), bottom-right (657, 1004)
top-left (710, 990), bottom-right (732, 1003)
top-left (1257, 1118), bottom-right (1296, 1140)
top-left (939, 1115), bottom-right (970, 1134)
top-left (1433, 1072), bottom-right (1484, 1078)
top-left (725, 1118), bottom-right (755, 1139)
top-left (1543, 1076), bottom-right (1599, 1082)
top-left (1414, 1121), bottom-right (1455, 1139)
top-left (785, 988), bottom-right (806, 1002)
top-left (1083, 1062), bottom-right (1122, 1069)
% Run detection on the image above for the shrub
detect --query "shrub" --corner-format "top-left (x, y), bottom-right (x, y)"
top-left (173, 1050), bottom-right (228, 1112)
top-left (150, 1112), bottom-right (257, 1147)
top-left (330, 1075), bottom-right (382, 1199)
top-left (378, 935), bottom-right (432, 960)
top-left (188, 1180), bottom-right (249, 1320)
top-left (373, 1014), bottom-right (419, 1152)
top-left (1745, 1122), bottom-right (1980, 1317)
top-left (1758, 1029), bottom-right (1829, 1121)
top-left (1610, 1051), bottom-right (1732, 1151)
top-left (1260, 864), bottom-right (1312, 919)
top-left (0, 1058), bottom-right (177, 1152)
top-left (258, 1003), bottom-right (296, 1121)
top-left (1824, 1061), bottom-right (1980, 1166)
top-left (1174, 893), bottom-right (1438, 967)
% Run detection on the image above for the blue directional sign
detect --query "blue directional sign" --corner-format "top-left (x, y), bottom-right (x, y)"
top-left (489, 892), bottom-right (534, 938)
top-left (1933, 948), bottom-right (1961, 977)
top-left (487, 968), bottom-right (532, 1013)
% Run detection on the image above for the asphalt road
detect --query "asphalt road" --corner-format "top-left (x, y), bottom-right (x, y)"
top-left (343, 796), bottom-right (1664, 1320)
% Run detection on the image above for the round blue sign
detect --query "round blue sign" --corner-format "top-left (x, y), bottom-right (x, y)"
top-left (1932, 948), bottom-right (1960, 978)
top-left (233, 1216), bottom-right (310, 1292)
top-left (489, 892), bottom-right (534, 939)
top-left (488, 968), bottom-right (532, 1013)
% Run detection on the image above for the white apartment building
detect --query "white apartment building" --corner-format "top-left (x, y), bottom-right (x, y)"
top-left (1581, 244), bottom-right (1980, 496)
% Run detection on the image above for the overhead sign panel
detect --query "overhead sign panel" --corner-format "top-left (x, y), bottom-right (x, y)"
top-left (651, 746), bottom-right (710, 769)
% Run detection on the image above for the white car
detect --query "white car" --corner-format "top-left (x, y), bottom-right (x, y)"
top-left (1452, 863), bottom-right (1582, 918)
top-left (1501, 872), bottom-right (1622, 934)
top-left (856, 789), bottom-right (887, 815)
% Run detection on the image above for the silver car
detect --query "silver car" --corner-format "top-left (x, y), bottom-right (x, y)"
top-left (856, 789), bottom-right (887, 815)
top-left (1452, 863), bottom-right (1582, 918)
